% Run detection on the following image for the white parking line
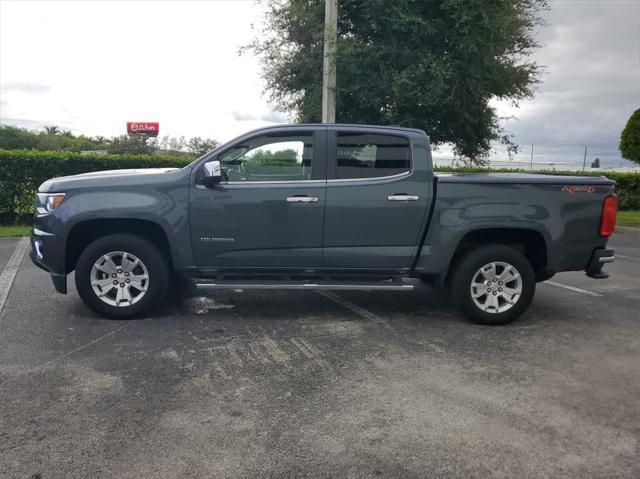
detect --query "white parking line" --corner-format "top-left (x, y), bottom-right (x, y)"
top-left (544, 280), bottom-right (602, 297)
top-left (316, 290), bottom-right (387, 325)
top-left (0, 237), bottom-right (30, 316)
top-left (29, 324), bottom-right (128, 371)
top-left (615, 254), bottom-right (640, 263)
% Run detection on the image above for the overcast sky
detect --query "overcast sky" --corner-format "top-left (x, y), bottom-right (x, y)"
top-left (1, 0), bottom-right (638, 166)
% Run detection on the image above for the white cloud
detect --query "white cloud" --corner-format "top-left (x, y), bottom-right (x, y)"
top-left (493, 0), bottom-right (640, 151)
top-left (0, 0), bottom-right (278, 142)
top-left (2, 82), bottom-right (51, 93)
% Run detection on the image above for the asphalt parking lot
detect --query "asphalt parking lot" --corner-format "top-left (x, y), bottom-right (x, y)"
top-left (1, 230), bottom-right (638, 478)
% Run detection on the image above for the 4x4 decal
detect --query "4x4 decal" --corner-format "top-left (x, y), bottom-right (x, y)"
top-left (561, 185), bottom-right (596, 193)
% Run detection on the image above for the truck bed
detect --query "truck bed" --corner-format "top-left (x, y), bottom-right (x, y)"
top-left (417, 172), bottom-right (616, 281)
top-left (435, 172), bottom-right (615, 185)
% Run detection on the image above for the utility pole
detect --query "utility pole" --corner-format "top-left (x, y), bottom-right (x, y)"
top-left (582, 145), bottom-right (587, 171)
top-left (321, 0), bottom-right (338, 123)
top-left (530, 143), bottom-right (534, 172)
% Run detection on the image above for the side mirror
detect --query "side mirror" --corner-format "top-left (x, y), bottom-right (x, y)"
top-left (202, 160), bottom-right (222, 187)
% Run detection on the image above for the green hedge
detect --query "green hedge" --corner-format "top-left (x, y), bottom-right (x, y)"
top-left (0, 150), bottom-right (192, 223)
top-left (0, 150), bottom-right (638, 223)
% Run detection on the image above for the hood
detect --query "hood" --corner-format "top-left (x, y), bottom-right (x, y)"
top-left (39, 168), bottom-right (181, 192)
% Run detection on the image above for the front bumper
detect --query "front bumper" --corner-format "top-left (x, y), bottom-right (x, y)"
top-left (586, 248), bottom-right (614, 279)
top-left (30, 233), bottom-right (67, 294)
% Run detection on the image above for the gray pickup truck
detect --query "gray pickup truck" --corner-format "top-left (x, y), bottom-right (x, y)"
top-left (31, 124), bottom-right (617, 325)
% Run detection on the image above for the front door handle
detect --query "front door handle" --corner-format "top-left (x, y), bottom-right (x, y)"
top-left (286, 196), bottom-right (319, 203)
top-left (387, 194), bottom-right (419, 201)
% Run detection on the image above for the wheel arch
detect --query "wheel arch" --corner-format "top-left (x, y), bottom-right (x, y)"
top-left (65, 218), bottom-right (174, 274)
top-left (444, 227), bottom-right (550, 285)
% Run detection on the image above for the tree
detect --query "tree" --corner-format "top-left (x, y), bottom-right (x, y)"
top-left (0, 124), bottom-right (220, 155)
top-left (620, 109), bottom-right (640, 165)
top-left (248, 148), bottom-right (299, 165)
top-left (0, 125), bottom-right (38, 149)
top-left (107, 135), bottom-right (156, 155)
top-left (43, 125), bottom-right (61, 135)
top-left (248, 0), bottom-right (547, 164)
top-left (186, 136), bottom-right (219, 156)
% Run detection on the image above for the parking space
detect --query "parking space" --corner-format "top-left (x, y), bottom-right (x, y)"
top-left (1, 232), bottom-right (639, 478)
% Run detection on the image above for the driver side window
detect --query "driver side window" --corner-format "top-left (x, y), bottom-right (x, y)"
top-left (217, 133), bottom-right (313, 182)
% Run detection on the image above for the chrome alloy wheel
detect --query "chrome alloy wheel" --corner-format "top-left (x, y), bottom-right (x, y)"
top-left (470, 261), bottom-right (522, 314)
top-left (90, 251), bottom-right (149, 307)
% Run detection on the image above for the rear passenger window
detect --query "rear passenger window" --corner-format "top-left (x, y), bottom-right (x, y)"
top-left (335, 132), bottom-right (410, 179)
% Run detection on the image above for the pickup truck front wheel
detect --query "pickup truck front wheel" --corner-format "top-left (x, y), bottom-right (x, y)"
top-left (75, 234), bottom-right (169, 319)
top-left (451, 245), bottom-right (535, 325)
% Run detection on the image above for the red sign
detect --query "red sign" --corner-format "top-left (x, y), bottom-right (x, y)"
top-left (127, 122), bottom-right (159, 137)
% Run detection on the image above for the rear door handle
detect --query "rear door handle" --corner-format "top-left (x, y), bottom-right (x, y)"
top-left (387, 195), bottom-right (419, 201)
top-left (286, 196), bottom-right (318, 203)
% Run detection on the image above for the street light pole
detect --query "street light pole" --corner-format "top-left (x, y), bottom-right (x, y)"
top-left (321, 0), bottom-right (338, 123)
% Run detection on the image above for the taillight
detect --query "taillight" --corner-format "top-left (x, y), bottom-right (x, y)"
top-left (600, 194), bottom-right (618, 237)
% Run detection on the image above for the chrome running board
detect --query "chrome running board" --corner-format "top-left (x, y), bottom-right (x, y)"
top-left (194, 281), bottom-right (414, 292)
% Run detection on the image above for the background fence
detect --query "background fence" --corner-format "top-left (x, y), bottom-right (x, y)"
top-left (433, 144), bottom-right (640, 172)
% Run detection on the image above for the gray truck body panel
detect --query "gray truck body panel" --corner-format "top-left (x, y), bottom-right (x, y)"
top-left (416, 177), bottom-right (613, 279)
top-left (31, 124), bottom-right (615, 293)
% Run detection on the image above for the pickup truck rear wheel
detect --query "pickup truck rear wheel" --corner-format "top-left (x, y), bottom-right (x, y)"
top-left (75, 234), bottom-right (169, 319)
top-left (451, 244), bottom-right (535, 325)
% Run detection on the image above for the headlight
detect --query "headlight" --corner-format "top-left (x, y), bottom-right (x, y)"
top-left (36, 193), bottom-right (66, 214)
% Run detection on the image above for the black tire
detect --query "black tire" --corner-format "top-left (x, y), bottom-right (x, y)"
top-left (450, 244), bottom-right (535, 325)
top-left (75, 234), bottom-right (170, 319)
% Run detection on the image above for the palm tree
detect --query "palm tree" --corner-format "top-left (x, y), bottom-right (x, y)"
top-left (43, 126), bottom-right (60, 135)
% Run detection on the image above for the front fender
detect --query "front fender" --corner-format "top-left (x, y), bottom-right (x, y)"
top-left (34, 181), bottom-right (192, 272)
